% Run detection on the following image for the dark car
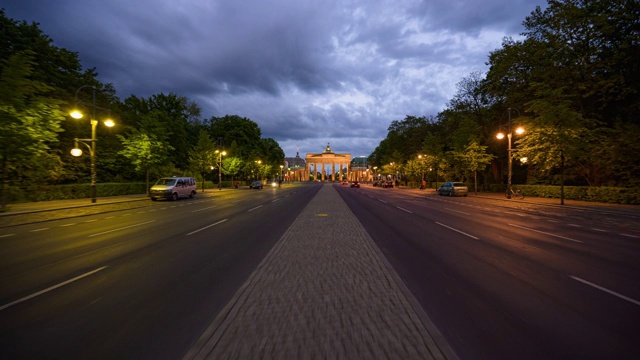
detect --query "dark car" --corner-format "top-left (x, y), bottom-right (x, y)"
top-left (350, 181), bottom-right (360, 188)
top-left (437, 181), bottom-right (468, 197)
top-left (383, 181), bottom-right (394, 188)
top-left (249, 181), bottom-right (263, 189)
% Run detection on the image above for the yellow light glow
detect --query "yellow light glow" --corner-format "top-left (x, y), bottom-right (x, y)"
top-left (71, 148), bottom-right (83, 157)
top-left (520, 157), bottom-right (528, 163)
top-left (496, 132), bottom-right (505, 139)
top-left (515, 126), bottom-right (525, 135)
top-left (222, 151), bottom-right (227, 156)
top-left (104, 119), bottom-right (115, 127)
top-left (70, 110), bottom-right (83, 119)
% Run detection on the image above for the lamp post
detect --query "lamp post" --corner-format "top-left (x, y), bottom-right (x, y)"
top-left (215, 150), bottom-right (226, 190)
top-left (70, 85), bottom-right (114, 203)
top-left (496, 108), bottom-right (524, 198)
top-left (255, 160), bottom-right (262, 181)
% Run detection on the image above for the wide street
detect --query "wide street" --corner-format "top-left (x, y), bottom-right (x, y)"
top-left (1, 182), bottom-right (639, 359)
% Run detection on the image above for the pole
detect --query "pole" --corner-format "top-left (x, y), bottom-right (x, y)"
top-left (90, 120), bottom-right (97, 203)
top-left (90, 87), bottom-right (97, 203)
top-left (218, 153), bottom-right (222, 190)
top-left (506, 108), bottom-right (513, 199)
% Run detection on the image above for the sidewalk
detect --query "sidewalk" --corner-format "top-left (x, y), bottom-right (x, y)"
top-left (391, 186), bottom-right (639, 211)
top-left (0, 189), bottom-right (229, 216)
top-left (0, 194), bottom-right (150, 216)
top-left (183, 184), bottom-right (458, 359)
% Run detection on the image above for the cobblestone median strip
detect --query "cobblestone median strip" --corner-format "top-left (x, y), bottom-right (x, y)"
top-left (185, 184), bottom-right (457, 359)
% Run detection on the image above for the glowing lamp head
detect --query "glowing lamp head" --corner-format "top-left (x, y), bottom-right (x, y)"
top-left (104, 119), bottom-right (115, 127)
top-left (70, 110), bottom-right (83, 119)
top-left (70, 148), bottom-right (83, 157)
top-left (496, 132), bottom-right (505, 140)
top-left (515, 126), bottom-right (525, 135)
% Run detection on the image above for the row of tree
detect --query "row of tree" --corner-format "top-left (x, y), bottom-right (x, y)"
top-left (0, 9), bottom-right (285, 205)
top-left (2, 0), bottom-right (639, 208)
top-left (369, 0), bottom-right (640, 190)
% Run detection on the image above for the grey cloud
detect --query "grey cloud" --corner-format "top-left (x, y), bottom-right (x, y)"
top-left (2, 0), bottom-right (546, 157)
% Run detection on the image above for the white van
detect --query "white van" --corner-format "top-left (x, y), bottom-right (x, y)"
top-left (149, 177), bottom-right (197, 201)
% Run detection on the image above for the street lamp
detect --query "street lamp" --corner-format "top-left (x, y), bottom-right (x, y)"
top-left (70, 85), bottom-right (115, 203)
top-left (215, 150), bottom-right (226, 190)
top-left (496, 108), bottom-right (524, 198)
top-left (255, 160), bottom-right (262, 181)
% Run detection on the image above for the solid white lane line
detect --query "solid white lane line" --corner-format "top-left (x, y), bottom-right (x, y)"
top-left (435, 222), bottom-right (479, 240)
top-left (191, 206), bottom-right (217, 212)
top-left (444, 208), bottom-right (470, 215)
top-left (570, 276), bottom-right (640, 306)
top-left (0, 266), bottom-right (108, 311)
top-left (396, 206), bottom-right (413, 214)
top-left (187, 219), bottom-right (228, 236)
top-left (621, 233), bottom-right (640, 239)
top-left (248, 205), bottom-right (263, 212)
top-left (508, 223), bottom-right (583, 243)
top-left (88, 220), bottom-right (156, 238)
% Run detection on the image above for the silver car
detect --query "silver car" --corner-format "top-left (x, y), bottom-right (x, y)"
top-left (437, 182), bottom-right (468, 197)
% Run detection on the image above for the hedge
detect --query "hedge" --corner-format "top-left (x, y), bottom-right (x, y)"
top-left (3, 183), bottom-right (148, 204)
top-left (486, 184), bottom-right (639, 205)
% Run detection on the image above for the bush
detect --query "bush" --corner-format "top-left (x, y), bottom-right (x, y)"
top-left (6, 183), bottom-right (147, 204)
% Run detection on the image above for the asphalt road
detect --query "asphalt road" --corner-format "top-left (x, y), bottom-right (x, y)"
top-left (1, 183), bottom-right (639, 359)
top-left (0, 184), bottom-right (321, 359)
top-left (335, 185), bottom-right (640, 359)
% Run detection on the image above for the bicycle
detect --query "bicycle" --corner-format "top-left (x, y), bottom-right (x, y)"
top-left (506, 187), bottom-right (524, 200)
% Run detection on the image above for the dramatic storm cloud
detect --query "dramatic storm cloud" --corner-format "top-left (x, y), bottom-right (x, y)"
top-left (3, 0), bottom-right (547, 157)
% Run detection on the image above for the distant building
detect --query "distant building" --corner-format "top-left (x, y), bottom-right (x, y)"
top-left (350, 156), bottom-right (372, 182)
top-left (283, 150), bottom-right (307, 181)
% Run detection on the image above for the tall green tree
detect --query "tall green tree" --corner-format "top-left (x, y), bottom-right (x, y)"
top-left (222, 157), bottom-right (244, 184)
top-left (117, 131), bottom-right (173, 195)
top-left (0, 50), bottom-right (65, 210)
top-left (451, 141), bottom-right (495, 194)
top-left (208, 115), bottom-right (262, 161)
top-left (189, 130), bottom-right (216, 191)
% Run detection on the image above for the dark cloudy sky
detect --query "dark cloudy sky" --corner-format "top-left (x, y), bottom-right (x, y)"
top-left (3, 0), bottom-right (547, 158)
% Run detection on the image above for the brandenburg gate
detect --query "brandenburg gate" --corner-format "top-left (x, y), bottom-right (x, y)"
top-left (305, 144), bottom-right (351, 181)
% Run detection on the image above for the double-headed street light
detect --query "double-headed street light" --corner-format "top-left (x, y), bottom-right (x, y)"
top-left (496, 108), bottom-right (524, 198)
top-left (215, 150), bottom-right (226, 190)
top-left (70, 85), bottom-right (115, 203)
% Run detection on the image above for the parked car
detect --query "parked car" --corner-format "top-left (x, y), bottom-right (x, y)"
top-left (437, 182), bottom-right (468, 197)
top-left (350, 181), bottom-right (360, 188)
top-left (249, 181), bottom-right (263, 189)
top-left (383, 181), bottom-right (394, 188)
top-left (150, 176), bottom-right (197, 201)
